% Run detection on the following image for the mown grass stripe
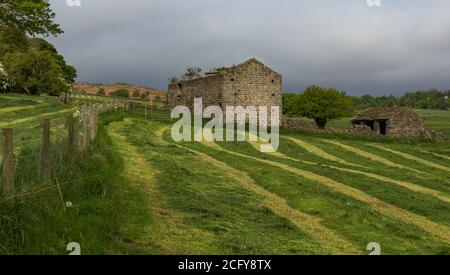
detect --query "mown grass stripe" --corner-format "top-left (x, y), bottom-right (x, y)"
top-left (246, 139), bottom-right (450, 203)
top-left (0, 108), bottom-right (75, 128)
top-left (371, 145), bottom-right (450, 173)
top-left (425, 151), bottom-right (450, 162)
top-left (204, 144), bottom-right (450, 244)
top-left (177, 144), bottom-right (360, 254)
top-left (107, 120), bottom-right (217, 254)
top-left (0, 105), bottom-right (38, 115)
top-left (322, 140), bottom-right (428, 175)
top-left (286, 137), bottom-right (362, 168)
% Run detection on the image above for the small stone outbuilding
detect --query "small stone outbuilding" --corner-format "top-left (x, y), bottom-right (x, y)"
top-left (352, 107), bottom-right (425, 138)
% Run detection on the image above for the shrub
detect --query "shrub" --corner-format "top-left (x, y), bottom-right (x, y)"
top-left (132, 90), bottom-right (140, 98)
top-left (97, 87), bottom-right (105, 96)
top-left (110, 88), bottom-right (129, 98)
top-left (140, 91), bottom-right (150, 100)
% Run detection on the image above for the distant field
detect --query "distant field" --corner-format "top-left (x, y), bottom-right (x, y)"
top-left (72, 93), bottom-right (165, 107)
top-left (329, 109), bottom-right (450, 136)
top-left (0, 94), bottom-right (75, 130)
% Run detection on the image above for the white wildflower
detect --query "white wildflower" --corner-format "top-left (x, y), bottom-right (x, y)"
top-left (0, 62), bottom-right (10, 91)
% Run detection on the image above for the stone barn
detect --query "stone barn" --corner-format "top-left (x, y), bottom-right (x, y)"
top-left (168, 58), bottom-right (282, 125)
top-left (352, 107), bottom-right (425, 138)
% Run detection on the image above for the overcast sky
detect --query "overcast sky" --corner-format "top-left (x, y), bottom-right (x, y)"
top-left (48, 0), bottom-right (450, 96)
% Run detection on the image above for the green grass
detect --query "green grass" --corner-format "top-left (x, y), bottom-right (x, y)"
top-left (72, 92), bottom-right (165, 107)
top-left (0, 113), bottom-right (153, 254)
top-left (96, 112), bottom-right (449, 254)
top-left (1, 98), bottom-right (449, 254)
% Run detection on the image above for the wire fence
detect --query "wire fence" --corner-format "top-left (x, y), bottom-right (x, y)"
top-left (0, 100), bottom-right (135, 204)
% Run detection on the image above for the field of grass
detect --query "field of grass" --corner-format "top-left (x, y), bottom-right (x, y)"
top-left (72, 93), bottom-right (165, 107)
top-left (0, 93), bottom-right (75, 129)
top-left (328, 109), bottom-right (450, 136)
top-left (1, 95), bottom-right (449, 254)
top-left (95, 111), bottom-right (449, 254)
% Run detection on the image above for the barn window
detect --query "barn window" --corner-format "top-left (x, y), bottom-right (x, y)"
top-left (271, 79), bottom-right (275, 83)
top-left (272, 93), bottom-right (276, 96)
top-left (231, 78), bottom-right (235, 82)
top-left (234, 93), bottom-right (237, 96)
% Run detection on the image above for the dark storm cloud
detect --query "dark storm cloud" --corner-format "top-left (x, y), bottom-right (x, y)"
top-left (48, 0), bottom-right (450, 95)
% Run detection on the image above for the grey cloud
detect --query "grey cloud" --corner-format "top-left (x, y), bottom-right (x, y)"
top-left (48, 0), bottom-right (450, 95)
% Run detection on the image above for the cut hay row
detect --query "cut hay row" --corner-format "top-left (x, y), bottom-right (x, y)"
top-left (0, 105), bottom-right (37, 115)
top-left (286, 137), bottom-right (363, 168)
top-left (371, 145), bottom-right (450, 173)
top-left (424, 151), bottom-right (450, 162)
top-left (268, 150), bottom-right (450, 204)
top-left (0, 108), bottom-right (75, 128)
top-left (177, 144), bottom-right (359, 254)
top-left (107, 120), bottom-right (216, 253)
top-left (159, 129), bottom-right (449, 203)
top-left (203, 145), bottom-right (450, 244)
top-left (322, 140), bottom-right (428, 175)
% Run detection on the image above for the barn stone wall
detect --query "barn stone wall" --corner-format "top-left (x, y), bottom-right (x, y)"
top-left (168, 74), bottom-right (224, 110)
top-left (387, 113), bottom-right (425, 138)
top-left (168, 59), bottom-right (282, 126)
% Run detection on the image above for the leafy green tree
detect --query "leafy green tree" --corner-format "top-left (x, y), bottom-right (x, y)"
top-left (282, 93), bottom-right (300, 116)
top-left (0, 0), bottom-right (63, 37)
top-left (0, 27), bottom-right (29, 57)
top-left (296, 85), bottom-right (352, 129)
top-left (3, 49), bottom-right (69, 95)
top-left (29, 37), bottom-right (77, 83)
top-left (360, 94), bottom-right (376, 108)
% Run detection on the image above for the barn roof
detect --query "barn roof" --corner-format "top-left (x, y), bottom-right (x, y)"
top-left (353, 107), bottom-right (416, 121)
top-left (171, 58), bottom-right (278, 85)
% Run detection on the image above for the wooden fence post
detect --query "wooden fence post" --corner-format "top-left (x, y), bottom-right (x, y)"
top-left (67, 115), bottom-right (76, 156)
top-left (89, 104), bottom-right (98, 141)
top-left (2, 129), bottom-right (14, 195)
top-left (82, 104), bottom-right (89, 150)
top-left (145, 106), bottom-right (147, 120)
top-left (41, 119), bottom-right (51, 183)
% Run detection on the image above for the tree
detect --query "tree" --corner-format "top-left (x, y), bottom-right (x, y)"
top-left (296, 85), bottom-right (352, 129)
top-left (3, 49), bottom-right (69, 95)
top-left (282, 93), bottom-right (300, 116)
top-left (0, 0), bottom-right (63, 37)
top-left (360, 94), bottom-right (376, 108)
top-left (29, 37), bottom-right (77, 83)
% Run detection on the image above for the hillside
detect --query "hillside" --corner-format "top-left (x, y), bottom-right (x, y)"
top-left (74, 82), bottom-right (166, 101)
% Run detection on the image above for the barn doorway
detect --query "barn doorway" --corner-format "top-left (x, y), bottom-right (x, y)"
top-left (379, 120), bottom-right (387, 135)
